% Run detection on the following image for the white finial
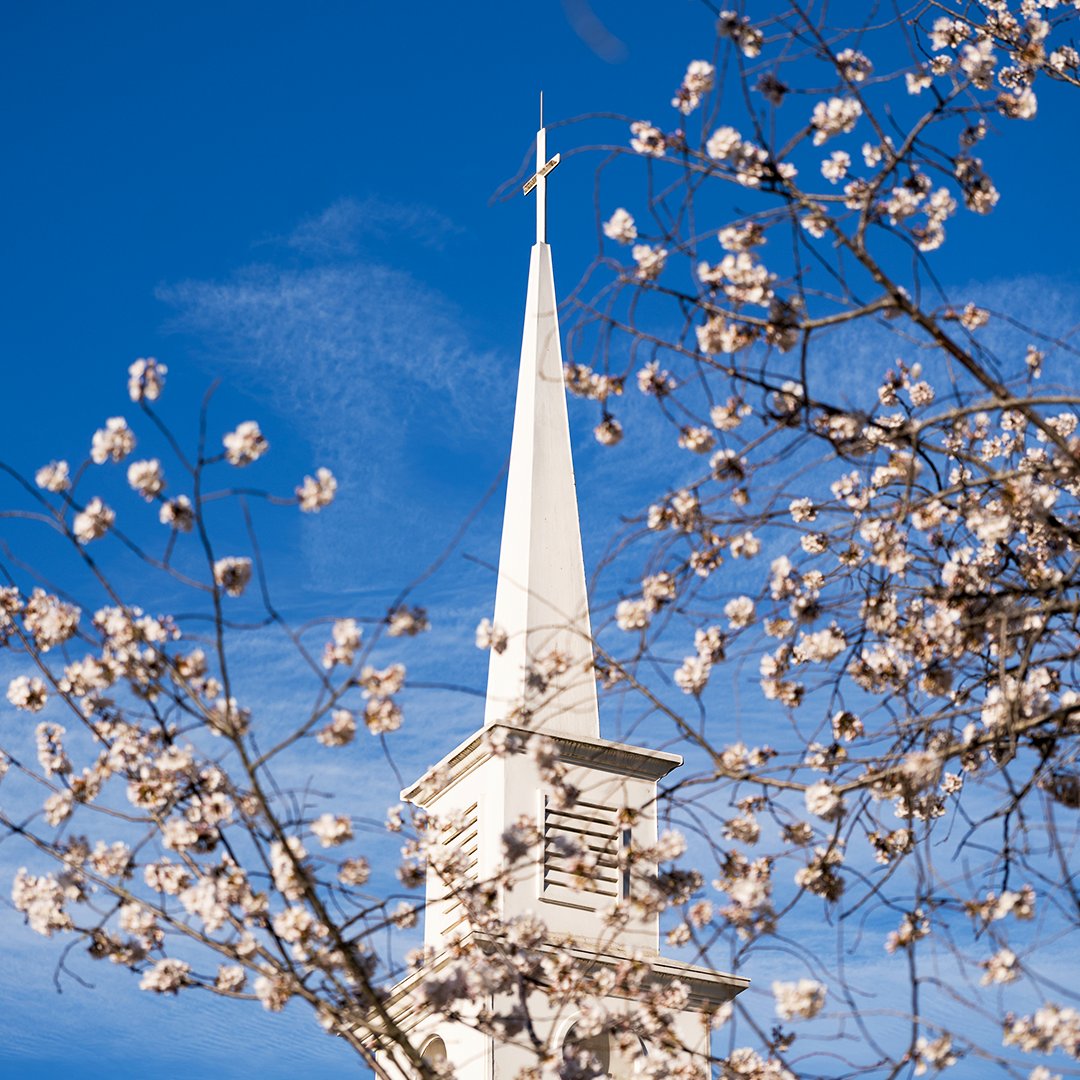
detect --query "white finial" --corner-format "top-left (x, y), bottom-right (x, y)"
top-left (522, 93), bottom-right (560, 244)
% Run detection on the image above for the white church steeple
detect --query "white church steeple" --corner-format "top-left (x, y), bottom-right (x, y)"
top-left (483, 100), bottom-right (598, 738)
top-left (371, 102), bottom-right (748, 1080)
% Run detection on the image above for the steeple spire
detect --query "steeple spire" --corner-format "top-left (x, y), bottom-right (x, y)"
top-left (483, 105), bottom-right (598, 738)
top-left (522, 91), bottom-right (560, 244)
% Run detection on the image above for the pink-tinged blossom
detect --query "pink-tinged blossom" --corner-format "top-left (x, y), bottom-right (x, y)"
top-left (631, 243), bottom-right (667, 281)
top-left (980, 947), bottom-right (1019, 986)
top-left (678, 425), bottom-right (715, 453)
top-left (810, 97), bottom-right (862, 145)
top-left (832, 711), bottom-right (864, 741)
top-left (43, 790), bottom-right (73, 826)
top-left (835, 48), bottom-right (872, 82)
top-left (213, 557), bottom-right (252, 597)
top-left (773, 978), bottom-right (827, 1020)
top-left (127, 458), bottom-right (165, 500)
top-left (311, 812), bottom-right (353, 847)
top-left (885, 909), bottom-right (930, 953)
top-left (711, 397), bottom-right (751, 430)
top-left (697, 315), bottom-right (756, 354)
top-left (674, 654), bottom-right (711, 695)
top-left (23, 589), bottom-right (79, 651)
top-left (805, 780), bottom-right (844, 821)
top-left (35, 722), bottom-right (69, 775)
top-left (254, 973), bottom-right (293, 1012)
top-left (316, 708), bottom-right (356, 747)
top-left (629, 121), bottom-right (665, 157)
top-left (12, 868), bottom-right (74, 936)
top-left (912, 1034), bottom-right (957, 1075)
top-left (593, 416), bottom-right (623, 445)
top-left (725, 596), bottom-right (756, 629)
top-left (73, 497), bottom-right (115, 543)
top-left (364, 697), bottom-right (402, 735)
top-left (8, 675), bottom-right (48, 712)
top-left (602, 208), bottom-right (637, 244)
top-left (386, 605), bottom-right (429, 637)
top-left (821, 150), bottom-right (850, 183)
top-left (930, 17), bottom-right (969, 51)
top-left (616, 598), bottom-right (649, 631)
top-left (144, 860), bottom-right (190, 895)
top-left (716, 10), bottom-right (762, 57)
top-left (323, 618), bottom-right (361, 668)
top-left (907, 70), bottom-right (933, 94)
top-left (672, 60), bottom-right (715, 114)
top-left (222, 421), bottom-right (269, 466)
top-left (139, 958), bottom-right (190, 994)
top-left (216, 965), bottom-right (246, 993)
top-left (475, 618), bottom-right (508, 654)
top-left (296, 467), bottom-right (336, 512)
top-left (159, 494), bottom-right (194, 532)
top-left (35, 460), bottom-right (70, 492)
top-left (270, 836), bottom-right (308, 900)
top-left (1002, 1004), bottom-right (1080, 1057)
top-left (706, 125), bottom-right (742, 161)
top-left (128, 357), bottom-right (167, 402)
top-left (637, 360), bottom-right (675, 396)
top-left (207, 696), bottom-right (250, 738)
top-left (91, 417), bottom-right (136, 464)
top-left (89, 840), bottom-right (132, 878)
top-left (338, 857), bottom-right (370, 886)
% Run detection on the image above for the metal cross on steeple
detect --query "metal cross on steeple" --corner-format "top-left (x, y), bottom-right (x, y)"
top-left (522, 92), bottom-right (560, 244)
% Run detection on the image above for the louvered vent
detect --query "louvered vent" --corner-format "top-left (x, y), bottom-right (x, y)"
top-left (439, 802), bottom-right (478, 936)
top-left (543, 797), bottom-right (621, 903)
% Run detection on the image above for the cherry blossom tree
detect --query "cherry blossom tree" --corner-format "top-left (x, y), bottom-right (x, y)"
top-left (4, 4), bottom-right (1080, 1080)
top-left (553, 2), bottom-right (1080, 1078)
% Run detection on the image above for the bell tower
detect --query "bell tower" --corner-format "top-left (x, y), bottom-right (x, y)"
top-left (372, 103), bottom-right (748, 1080)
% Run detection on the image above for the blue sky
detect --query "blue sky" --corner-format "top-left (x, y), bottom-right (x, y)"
top-left (3, 2), bottom-right (1080, 1078)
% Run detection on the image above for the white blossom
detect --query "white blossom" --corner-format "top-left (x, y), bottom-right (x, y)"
top-left (773, 978), bottom-right (827, 1020)
top-left (632, 243), bottom-right (667, 281)
top-left (127, 458), bottom-right (165, 500)
top-left (140, 958), bottom-right (190, 994)
top-left (674, 655), bottom-right (711, 695)
top-left (223, 421), bottom-right (269, 466)
top-left (128, 357), bottom-right (167, 402)
top-left (73, 497), bottom-right (115, 543)
top-left (323, 618), bottom-right (361, 668)
top-left (213, 557), bottom-right (252, 597)
top-left (630, 121), bottom-right (665, 157)
top-left (810, 97), bottom-right (862, 145)
top-left (296, 467), bottom-right (336, 512)
top-left (317, 708), bottom-right (356, 747)
top-left (8, 675), bottom-right (48, 712)
top-left (35, 460), bottom-right (70, 493)
top-left (311, 813), bottom-right (353, 847)
top-left (159, 495), bottom-right (194, 532)
top-left (805, 780), bottom-right (844, 821)
top-left (91, 417), bottom-right (135, 464)
top-left (981, 947), bottom-right (1019, 985)
top-left (12, 868), bottom-right (73, 936)
top-left (725, 596), bottom-right (756, 629)
top-left (673, 60), bottom-right (715, 114)
top-left (821, 150), bottom-right (850, 183)
top-left (254, 973), bottom-right (293, 1011)
top-left (594, 416), bottom-right (623, 446)
top-left (913, 1034), bottom-right (957, 1075)
top-left (475, 618), bottom-right (508, 654)
top-left (603, 207), bottom-right (637, 244)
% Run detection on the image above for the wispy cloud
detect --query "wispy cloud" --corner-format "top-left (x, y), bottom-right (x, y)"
top-left (157, 205), bottom-right (505, 591)
top-left (280, 196), bottom-right (466, 259)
